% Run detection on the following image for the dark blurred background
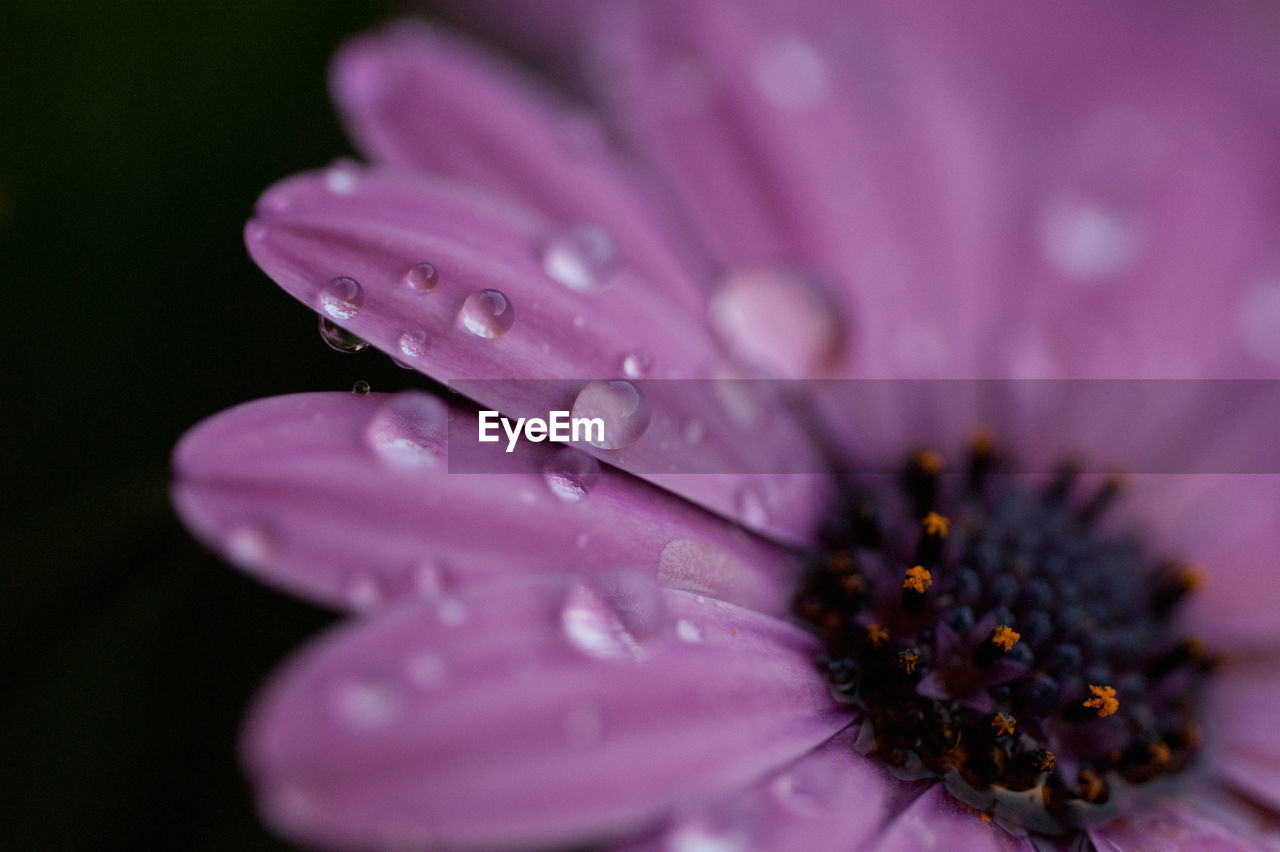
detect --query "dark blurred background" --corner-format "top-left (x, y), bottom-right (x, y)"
top-left (0, 2), bottom-right (489, 847)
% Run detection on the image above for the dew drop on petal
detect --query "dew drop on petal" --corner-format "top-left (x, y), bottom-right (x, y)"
top-left (320, 276), bottom-right (364, 320)
top-left (541, 447), bottom-right (601, 503)
top-left (318, 316), bottom-right (369, 353)
top-left (224, 522), bottom-right (278, 569)
top-left (710, 267), bottom-right (844, 377)
top-left (735, 482), bottom-right (770, 528)
top-left (404, 261), bottom-right (439, 292)
top-left (754, 36), bottom-right (830, 110)
top-left (769, 758), bottom-right (839, 816)
top-left (342, 570), bottom-right (385, 611)
top-left (398, 329), bottom-right (431, 360)
top-left (665, 820), bottom-right (746, 852)
top-left (1036, 194), bottom-right (1142, 283)
top-left (364, 392), bottom-right (448, 470)
top-left (1237, 279), bottom-right (1280, 367)
top-left (561, 582), bottom-right (643, 661)
top-left (324, 165), bottom-right (359, 196)
top-left (570, 380), bottom-right (651, 449)
top-left (437, 598), bottom-right (469, 626)
top-left (331, 678), bottom-right (402, 732)
top-left (351, 380), bottom-right (371, 396)
top-left (591, 570), bottom-right (668, 640)
top-left (622, 349), bottom-right (653, 379)
top-left (459, 289), bottom-right (515, 338)
top-left (542, 223), bottom-right (618, 293)
top-left (675, 618), bottom-right (703, 643)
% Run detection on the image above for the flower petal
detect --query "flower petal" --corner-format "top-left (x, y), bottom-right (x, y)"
top-left (867, 784), bottom-right (1034, 852)
top-left (243, 580), bottom-right (848, 850)
top-left (247, 164), bottom-right (832, 539)
top-left (173, 391), bottom-right (800, 616)
top-left (1090, 791), bottom-right (1279, 851)
top-left (330, 21), bottom-right (710, 311)
top-left (1204, 660), bottom-right (1280, 813)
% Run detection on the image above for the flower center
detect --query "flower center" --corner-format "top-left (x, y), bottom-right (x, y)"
top-left (793, 433), bottom-right (1211, 836)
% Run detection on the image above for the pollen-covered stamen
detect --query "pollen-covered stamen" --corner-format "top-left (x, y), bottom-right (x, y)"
top-left (795, 438), bottom-right (1212, 837)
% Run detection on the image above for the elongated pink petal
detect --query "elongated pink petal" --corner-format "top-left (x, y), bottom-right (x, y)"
top-left (173, 391), bottom-right (801, 616)
top-left (247, 165), bottom-right (832, 539)
top-left (244, 580), bottom-right (848, 850)
top-left (868, 784), bottom-right (1033, 852)
top-left (331, 21), bottom-right (710, 310)
top-left (1090, 792), bottom-right (1277, 851)
top-left (1204, 661), bottom-right (1280, 812)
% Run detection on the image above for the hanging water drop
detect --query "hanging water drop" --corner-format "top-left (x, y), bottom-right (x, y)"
top-left (459, 289), bottom-right (515, 338)
top-left (541, 448), bottom-right (601, 503)
top-left (541, 223), bottom-right (618, 293)
top-left (352, 380), bottom-right (371, 395)
top-left (318, 316), bottom-right (369, 353)
top-left (404, 261), bottom-right (439, 292)
top-left (570, 380), bottom-right (651, 450)
top-left (320, 276), bottom-right (364, 320)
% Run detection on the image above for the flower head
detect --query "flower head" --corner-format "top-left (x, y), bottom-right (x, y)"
top-left (175, 3), bottom-right (1280, 849)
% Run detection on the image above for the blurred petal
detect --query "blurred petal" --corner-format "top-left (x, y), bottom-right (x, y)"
top-left (244, 580), bottom-right (848, 850)
top-left (173, 391), bottom-right (800, 616)
top-left (868, 784), bottom-right (1033, 852)
top-left (247, 165), bottom-right (831, 539)
top-left (1205, 661), bottom-right (1280, 813)
top-left (1091, 793), bottom-right (1279, 851)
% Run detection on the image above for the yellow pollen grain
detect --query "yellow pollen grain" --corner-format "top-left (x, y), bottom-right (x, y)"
top-left (916, 449), bottom-right (944, 474)
top-left (896, 649), bottom-right (919, 674)
top-left (903, 565), bottom-right (932, 593)
top-left (1083, 684), bottom-right (1119, 718)
top-left (1149, 742), bottom-right (1172, 765)
top-left (1036, 751), bottom-right (1056, 772)
top-left (991, 713), bottom-right (1016, 737)
top-left (991, 625), bottom-right (1021, 652)
top-left (866, 623), bottom-right (889, 648)
top-left (922, 511), bottom-right (950, 537)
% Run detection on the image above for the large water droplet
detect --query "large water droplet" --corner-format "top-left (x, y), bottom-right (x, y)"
top-left (320, 276), bottom-right (364, 320)
top-left (675, 618), bottom-right (703, 643)
top-left (622, 349), bottom-right (653, 379)
top-left (398, 329), bottom-right (430, 360)
top-left (364, 392), bottom-right (448, 470)
top-left (570, 380), bottom-right (651, 449)
top-left (710, 267), bottom-right (844, 377)
top-left (224, 522), bottom-right (278, 569)
top-left (331, 678), bottom-right (402, 732)
top-left (459, 289), bottom-right (515, 338)
top-left (325, 164), bottom-right (359, 196)
top-left (542, 223), bottom-right (618, 293)
top-left (1036, 194), bottom-right (1142, 283)
top-left (561, 582), bottom-right (644, 661)
top-left (404, 262), bottom-right (439, 292)
top-left (754, 36), bottom-right (830, 110)
top-left (1237, 279), bottom-right (1280, 367)
top-left (541, 448), bottom-right (601, 503)
top-left (318, 316), bottom-right (369, 353)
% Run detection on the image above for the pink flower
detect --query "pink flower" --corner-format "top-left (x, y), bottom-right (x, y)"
top-left (174, 3), bottom-right (1280, 849)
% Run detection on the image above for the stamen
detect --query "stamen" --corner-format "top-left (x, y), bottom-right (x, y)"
top-left (990, 712), bottom-right (1017, 737)
top-left (896, 648), bottom-right (920, 674)
top-left (991, 625), bottom-right (1020, 652)
top-left (917, 512), bottom-right (950, 564)
top-left (974, 625), bottom-right (1021, 668)
top-left (866, 623), bottom-right (889, 648)
top-left (1082, 684), bottom-right (1119, 718)
top-left (1078, 473), bottom-right (1127, 525)
top-left (903, 565), bottom-right (932, 594)
top-left (906, 449), bottom-right (944, 513)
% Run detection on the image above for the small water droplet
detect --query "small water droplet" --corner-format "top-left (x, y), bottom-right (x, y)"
top-left (769, 758), bottom-right (838, 816)
top-left (398, 329), bottom-right (430, 360)
top-left (562, 702), bottom-right (605, 747)
top-left (675, 618), bottom-right (703, 643)
top-left (561, 582), bottom-right (643, 661)
top-left (325, 166), bottom-right (359, 196)
top-left (570, 380), bottom-right (651, 449)
top-left (318, 316), bottom-right (369, 353)
top-left (404, 262), bottom-right (439, 292)
top-left (438, 598), bottom-right (468, 626)
top-left (342, 571), bottom-right (384, 611)
top-left (735, 483), bottom-right (770, 528)
top-left (332, 678), bottom-right (401, 732)
top-left (542, 223), bottom-right (618, 293)
top-left (224, 523), bottom-right (277, 569)
top-left (459, 289), bottom-right (515, 338)
top-left (364, 392), bottom-right (448, 469)
top-left (710, 267), bottom-right (843, 377)
top-left (622, 349), bottom-right (653, 379)
top-left (352, 380), bottom-right (371, 395)
top-left (404, 650), bottom-right (446, 689)
top-left (541, 448), bottom-right (601, 502)
top-left (320, 276), bottom-right (364, 320)
top-left (1036, 194), bottom-right (1142, 282)
top-left (754, 36), bottom-right (830, 110)
top-left (666, 821), bottom-right (745, 852)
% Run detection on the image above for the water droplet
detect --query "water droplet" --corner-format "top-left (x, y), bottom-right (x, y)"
top-left (398, 329), bottom-right (431, 360)
top-left (318, 316), bottom-right (369, 353)
top-left (438, 598), bottom-right (468, 626)
top-left (542, 223), bottom-right (618, 293)
top-left (459, 289), bottom-right (515, 339)
top-left (320, 276), bottom-right (364, 320)
top-left (352, 380), bottom-right (371, 395)
top-left (622, 349), bottom-right (653, 379)
top-left (224, 523), bottom-right (277, 569)
top-left (561, 582), bottom-right (643, 661)
top-left (325, 166), bottom-right (359, 196)
top-left (754, 36), bottom-right (829, 110)
top-left (541, 448), bottom-right (601, 502)
top-left (675, 618), bottom-right (703, 643)
top-left (735, 483), bottom-right (770, 528)
top-left (404, 262), bottom-right (439, 292)
top-left (570, 380), bottom-right (651, 449)
top-left (710, 267), bottom-right (844, 377)
top-left (665, 821), bottom-right (745, 852)
top-left (364, 392), bottom-right (448, 470)
top-left (342, 571), bottom-right (384, 611)
top-left (1237, 279), bottom-right (1280, 367)
top-left (404, 650), bottom-right (446, 689)
top-left (1036, 194), bottom-right (1142, 282)
top-left (591, 570), bottom-right (668, 639)
top-left (332, 678), bottom-right (401, 732)
top-left (769, 758), bottom-right (838, 816)
top-left (561, 702), bottom-right (605, 746)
